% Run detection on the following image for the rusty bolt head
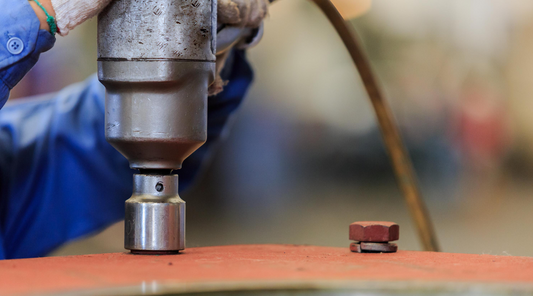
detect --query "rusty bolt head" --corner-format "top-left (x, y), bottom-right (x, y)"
top-left (349, 221), bottom-right (399, 242)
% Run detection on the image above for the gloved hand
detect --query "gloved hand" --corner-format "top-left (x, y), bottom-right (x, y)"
top-left (218, 0), bottom-right (269, 28)
top-left (208, 0), bottom-right (268, 95)
top-left (49, 0), bottom-right (268, 95)
top-left (50, 0), bottom-right (268, 35)
top-left (50, 0), bottom-right (111, 36)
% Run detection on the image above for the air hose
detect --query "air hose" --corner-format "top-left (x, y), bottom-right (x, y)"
top-left (310, 0), bottom-right (441, 252)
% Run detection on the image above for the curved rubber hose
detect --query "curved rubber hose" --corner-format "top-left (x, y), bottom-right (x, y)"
top-left (310, 0), bottom-right (441, 252)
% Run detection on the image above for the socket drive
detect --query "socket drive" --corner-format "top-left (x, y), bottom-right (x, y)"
top-left (125, 174), bottom-right (185, 253)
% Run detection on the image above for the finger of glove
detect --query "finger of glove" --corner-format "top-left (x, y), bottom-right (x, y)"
top-left (52, 0), bottom-right (113, 36)
top-left (245, 0), bottom-right (269, 28)
top-left (219, 0), bottom-right (268, 28)
top-left (209, 50), bottom-right (231, 96)
top-left (218, 0), bottom-right (242, 25)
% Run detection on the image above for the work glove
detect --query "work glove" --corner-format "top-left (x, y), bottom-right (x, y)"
top-left (209, 0), bottom-right (268, 95)
top-left (51, 0), bottom-right (268, 35)
top-left (51, 0), bottom-right (267, 36)
top-left (51, 0), bottom-right (111, 36)
top-left (218, 0), bottom-right (269, 28)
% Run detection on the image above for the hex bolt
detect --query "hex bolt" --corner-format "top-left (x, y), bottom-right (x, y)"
top-left (350, 221), bottom-right (399, 242)
top-left (349, 221), bottom-right (399, 253)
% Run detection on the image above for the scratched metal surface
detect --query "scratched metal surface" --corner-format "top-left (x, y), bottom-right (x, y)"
top-left (98, 0), bottom-right (216, 61)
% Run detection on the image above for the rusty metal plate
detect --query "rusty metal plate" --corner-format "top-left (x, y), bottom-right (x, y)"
top-left (1, 245), bottom-right (533, 295)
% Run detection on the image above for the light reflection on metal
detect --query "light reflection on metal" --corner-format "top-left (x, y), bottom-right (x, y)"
top-left (125, 174), bottom-right (185, 253)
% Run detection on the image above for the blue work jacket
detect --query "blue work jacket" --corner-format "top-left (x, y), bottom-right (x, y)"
top-left (0, 1), bottom-right (253, 259)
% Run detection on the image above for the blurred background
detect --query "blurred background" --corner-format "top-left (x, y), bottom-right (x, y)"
top-left (11, 0), bottom-right (533, 257)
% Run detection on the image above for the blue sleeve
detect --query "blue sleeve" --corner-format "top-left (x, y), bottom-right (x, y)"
top-left (0, 0), bottom-right (56, 109)
top-left (0, 50), bottom-right (253, 259)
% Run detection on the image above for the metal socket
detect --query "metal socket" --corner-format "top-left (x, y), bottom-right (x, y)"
top-left (125, 174), bottom-right (185, 253)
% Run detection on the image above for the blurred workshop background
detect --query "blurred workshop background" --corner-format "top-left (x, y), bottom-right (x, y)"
top-left (11, 0), bottom-right (533, 256)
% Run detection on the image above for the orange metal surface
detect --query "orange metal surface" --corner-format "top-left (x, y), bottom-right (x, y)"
top-left (1, 244), bottom-right (533, 295)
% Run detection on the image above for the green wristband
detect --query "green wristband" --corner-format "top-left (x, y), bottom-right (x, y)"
top-left (32, 0), bottom-right (57, 36)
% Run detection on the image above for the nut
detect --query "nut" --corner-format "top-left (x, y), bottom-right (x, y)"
top-left (349, 242), bottom-right (361, 253)
top-left (349, 221), bottom-right (399, 242)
